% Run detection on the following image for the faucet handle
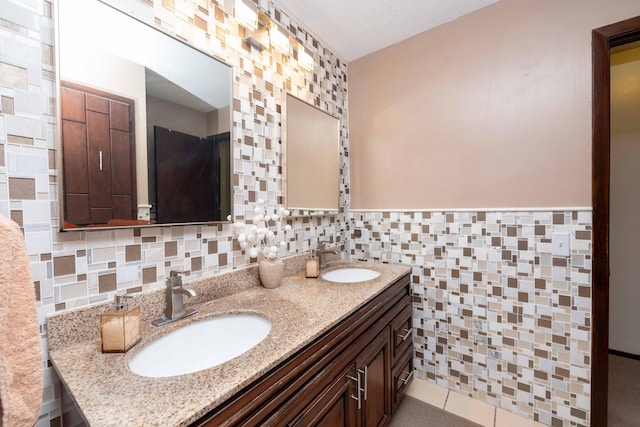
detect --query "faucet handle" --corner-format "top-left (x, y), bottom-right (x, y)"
top-left (169, 270), bottom-right (185, 278)
top-left (168, 270), bottom-right (186, 289)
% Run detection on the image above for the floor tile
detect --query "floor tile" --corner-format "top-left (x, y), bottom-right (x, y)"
top-left (495, 408), bottom-right (545, 427)
top-left (444, 391), bottom-right (495, 427)
top-left (406, 378), bottom-right (449, 409)
top-left (391, 396), bottom-right (485, 427)
top-left (609, 354), bottom-right (640, 427)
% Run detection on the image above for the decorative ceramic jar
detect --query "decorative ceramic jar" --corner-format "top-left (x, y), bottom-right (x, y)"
top-left (259, 258), bottom-right (284, 289)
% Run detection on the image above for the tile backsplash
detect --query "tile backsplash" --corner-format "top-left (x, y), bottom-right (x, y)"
top-left (350, 210), bottom-right (592, 427)
top-left (1, 0), bottom-right (348, 424)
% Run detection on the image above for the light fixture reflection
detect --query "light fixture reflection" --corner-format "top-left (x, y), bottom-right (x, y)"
top-left (246, 27), bottom-right (270, 51)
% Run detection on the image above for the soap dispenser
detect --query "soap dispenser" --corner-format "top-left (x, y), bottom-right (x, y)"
top-left (100, 293), bottom-right (141, 353)
top-left (305, 250), bottom-right (319, 278)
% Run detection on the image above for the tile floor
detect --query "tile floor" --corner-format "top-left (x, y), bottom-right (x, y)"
top-left (608, 354), bottom-right (640, 427)
top-left (406, 379), bottom-right (546, 427)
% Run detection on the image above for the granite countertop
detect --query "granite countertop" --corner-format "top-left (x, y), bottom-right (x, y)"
top-left (48, 260), bottom-right (411, 426)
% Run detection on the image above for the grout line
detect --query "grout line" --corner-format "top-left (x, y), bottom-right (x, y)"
top-left (428, 381), bottom-right (543, 427)
top-left (442, 390), bottom-right (450, 410)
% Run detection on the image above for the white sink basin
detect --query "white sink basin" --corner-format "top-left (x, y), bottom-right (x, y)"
top-left (321, 267), bottom-right (381, 283)
top-left (128, 314), bottom-right (271, 378)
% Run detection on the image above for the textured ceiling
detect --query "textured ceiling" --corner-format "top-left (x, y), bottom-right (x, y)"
top-left (270, 0), bottom-right (501, 62)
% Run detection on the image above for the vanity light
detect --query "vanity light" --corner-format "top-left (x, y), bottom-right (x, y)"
top-left (246, 26), bottom-right (270, 51)
top-left (235, 0), bottom-right (258, 31)
top-left (242, 6), bottom-right (310, 69)
top-left (298, 46), bottom-right (314, 72)
top-left (270, 25), bottom-right (290, 54)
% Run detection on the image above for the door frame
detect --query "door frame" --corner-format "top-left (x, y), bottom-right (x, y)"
top-left (592, 15), bottom-right (640, 427)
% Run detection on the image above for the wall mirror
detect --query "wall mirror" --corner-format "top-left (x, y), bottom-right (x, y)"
top-left (284, 94), bottom-right (340, 215)
top-left (56, 0), bottom-right (232, 230)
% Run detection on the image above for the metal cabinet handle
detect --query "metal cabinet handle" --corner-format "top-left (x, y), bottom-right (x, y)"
top-left (398, 370), bottom-right (414, 390)
top-left (360, 367), bottom-right (368, 401)
top-left (398, 327), bottom-right (413, 342)
top-left (364, 365), bottom-right (369, 400)
top-left (99, 151), bottom-right (103, 171)
top-left (347, 373), bottom-right (362, 410)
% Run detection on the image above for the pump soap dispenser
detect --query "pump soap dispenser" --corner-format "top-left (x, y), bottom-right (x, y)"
top-left (100, 293), bottom-right (141, 353)
top-left (305, 250), bottom-right (319, 278)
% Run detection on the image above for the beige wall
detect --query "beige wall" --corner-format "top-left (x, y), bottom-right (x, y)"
top-left (348, 0), bottom-right (640, 209)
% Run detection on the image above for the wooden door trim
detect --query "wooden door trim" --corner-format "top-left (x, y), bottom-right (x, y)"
top-left (592, 15), bottom-right (640, 427)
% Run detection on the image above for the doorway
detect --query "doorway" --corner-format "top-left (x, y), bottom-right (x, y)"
top-left (592, 15), bottom-right (640, 427)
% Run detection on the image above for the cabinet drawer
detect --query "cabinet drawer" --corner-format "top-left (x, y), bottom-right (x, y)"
top-left (390, 301), bottom-right (412, 363)
top-left (391, 349), bottom-right (414, 413)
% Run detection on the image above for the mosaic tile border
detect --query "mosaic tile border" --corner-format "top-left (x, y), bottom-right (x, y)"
top-left (349, 210), bottom-right (592, 427)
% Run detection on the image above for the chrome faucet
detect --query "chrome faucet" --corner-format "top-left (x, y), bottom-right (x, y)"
top-left (152, 270), bottom-right (197, 326)
top-left (318, 242), bottom-right (340, 268)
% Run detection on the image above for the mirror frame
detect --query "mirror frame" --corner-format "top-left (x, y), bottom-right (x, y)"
top-left (54, 0), bottom-right (234, 231)
top-left (283, 93), bottom-right (340, 217)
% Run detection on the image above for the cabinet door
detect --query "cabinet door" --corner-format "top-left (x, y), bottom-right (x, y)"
top-left (355, 327), bottom-right (391, 427)
top-left (289, 364), bottom-right (358, 427)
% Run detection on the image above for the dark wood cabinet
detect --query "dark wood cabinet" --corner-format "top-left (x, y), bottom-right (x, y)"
top-left (60, 81), bottom-right (136, 225)
top-left (194, 273), bottom-right (413, 427)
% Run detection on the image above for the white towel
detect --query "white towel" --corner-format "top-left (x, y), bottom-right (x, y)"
top-left (0, 215), bottom-right (42, 427)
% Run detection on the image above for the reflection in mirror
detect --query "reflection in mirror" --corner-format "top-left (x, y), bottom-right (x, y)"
top-left (285, 94), bottom-right (340, 215)
top-left (57, 0), bottom-right (232, 229)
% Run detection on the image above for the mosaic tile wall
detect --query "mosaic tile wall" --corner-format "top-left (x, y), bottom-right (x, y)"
top-left (350, 210), bottom-right (592, 426)
top-left (0, 0), bottom-right (349, 424)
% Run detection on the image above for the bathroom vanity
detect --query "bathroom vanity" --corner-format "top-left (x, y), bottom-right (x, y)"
top-left (198, 267), bottom-right (412, 426)
top-left (47, 261), bottom-right (412, 426)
